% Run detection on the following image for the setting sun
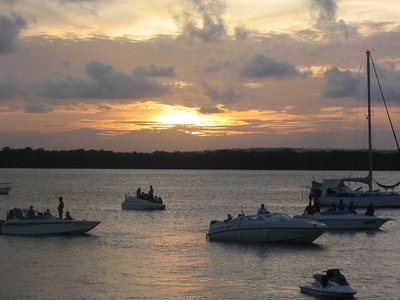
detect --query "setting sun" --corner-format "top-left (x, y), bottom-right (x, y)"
top-left (159, 109), bottom-right (201, 125)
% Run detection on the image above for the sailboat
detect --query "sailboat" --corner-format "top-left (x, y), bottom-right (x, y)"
top-left (311, 50), bottom-right (400, 207)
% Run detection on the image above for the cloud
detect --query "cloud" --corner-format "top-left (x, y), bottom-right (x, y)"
top-left (369, 62), bottom-right (400, 104)
top-left (240, 54), bottom-right (309, 79)
top-left (310, 0), bottom-right (357, 40)
top-left (203, 57), bottom-right (232, 73)
top-left (324, 67), bottom-right (358, 98)
top-left (234, 26), bottom-right (249, 40)
top-left (203, 83), bottom-right (241, 104)
top-left (23, 103), bottom-right (53, 113)
top-left (33, 61), bottom-right (169, 100)
top-left (0, 75), bottom-right (22, 100)
top-left (133, 64), bottom-right (176, 77)
top-left (198, 106), bottom-right (224, 114)
top-left (0, 14), bottom-right (27, 54)
top-left (177, 0), bottom-right (227, 42)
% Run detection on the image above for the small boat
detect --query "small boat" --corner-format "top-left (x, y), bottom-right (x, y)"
top-left (122, 194), bottom-right (166, 210)
top-left (300, 269), bottom-right (357, 298)
top-left (294, 209), bottom-right (393, 230)
top-left (206, 213), bottom-right (326, 243)
top-left (1, 208), bottom-right (100, 235)
top-left (0, 182), bottom-right (11, 195)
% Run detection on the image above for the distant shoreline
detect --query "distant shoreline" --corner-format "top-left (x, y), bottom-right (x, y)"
top-left (1, 147), bottom-right (400, 170)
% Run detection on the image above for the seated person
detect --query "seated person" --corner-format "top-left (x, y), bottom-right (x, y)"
top-left (224, 213), bottom-right (233, 222)
top-left (65, 211), bottom-right (74, 220)
top-left (26, 206), bottom-right (36, 217)
top-left (257, 204), bottom-right (270, 215)
top-left (365, 203), bottom-right (375, 216)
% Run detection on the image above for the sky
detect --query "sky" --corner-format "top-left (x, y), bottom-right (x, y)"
top-left (1, 0), bottom-right (400, 152)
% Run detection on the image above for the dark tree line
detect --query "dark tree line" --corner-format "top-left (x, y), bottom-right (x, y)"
top-left (0, 146), bottom-right (399, 170)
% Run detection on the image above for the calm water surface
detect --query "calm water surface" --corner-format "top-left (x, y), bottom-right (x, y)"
top-left (0, 169), bottom-right (399, 299)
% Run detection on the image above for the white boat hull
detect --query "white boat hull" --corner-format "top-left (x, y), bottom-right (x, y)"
top-left (294, 214), bottom-right (391, 230)
top-left (317, 194), bottom-right (400, 207)
top-left (300, 284), bottom-right (356, 298)
top-left (207, 213), bottom-right (326, 243)
top-left (1, 219), bottom-right (100, 235)
top-left (122, 196), bottom-right (166, 210)
top-left (208, 227), bottom-right (326, 243)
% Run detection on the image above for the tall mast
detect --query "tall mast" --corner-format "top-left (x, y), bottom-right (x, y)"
top-left (367, 50), bottom-right (373, 192)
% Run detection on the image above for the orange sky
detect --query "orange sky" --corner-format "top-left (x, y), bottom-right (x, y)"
top-left (1, 0), bottom-right (400, 151)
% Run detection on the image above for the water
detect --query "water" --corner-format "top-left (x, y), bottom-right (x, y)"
top-left (0, 169), bottom-right (399, 299)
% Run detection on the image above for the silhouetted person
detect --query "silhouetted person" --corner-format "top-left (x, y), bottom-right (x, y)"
top-left (44, 209), bottom-right (51, 216)
top-left (257, 203), bottom-right (270, 215)
top-left (348, 201), bottom-right (356, 213)
top-left (58, 196), bottom-right (64, 219)
top-left (314, 199), bottom-right (320, 212)
top-left (136, 187), bottom-right (141, 198)
top-left (329, 202), bottom-right (337, 211)
top-left (224, 213), bottom-right (233, 222)
top-left (338, 199), bottom-right (345, 210)
top-left (365, 203), bottom-right (375, 216)
top-left (27, 205), bottom-right (36, 217)
top-left (149, 185), bottom-right (154, 199)
top-left (65, 211), bottom-right (74, 220)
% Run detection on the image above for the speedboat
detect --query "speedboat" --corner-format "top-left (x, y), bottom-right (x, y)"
top-left (1, 208), bottom-right (100, 235)
top-left (206, 213), bottom-right (326, 243)
top-left (294, 209), bottom-right (393, 230)
top-left (300, 269), bottom-right (357, 298)
top-left (122, 194), bottom-right (166, 210)
top-left (0, 182), bottom-right (11, 195)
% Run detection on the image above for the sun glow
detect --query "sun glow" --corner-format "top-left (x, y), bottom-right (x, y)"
top-left (157, 106), bottom-right (221, 127)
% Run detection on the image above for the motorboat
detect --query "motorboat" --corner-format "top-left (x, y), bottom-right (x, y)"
top-left (206, 213), bottom-right (326, 243)
top-left (122, 194), bottom-right (166, 210)
top-left (0, 182), bottom-right (11, 195)
top-left (294, 209), bottom-right (393, 230)
top-left (1, 208), bottom-right (100, 235)
top-left (300, 269), bottom-right (357, 298)
top-left (309, 51), bottom-right (400, 207)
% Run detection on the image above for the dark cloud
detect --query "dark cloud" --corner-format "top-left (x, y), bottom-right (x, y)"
top-left (240, 54), bottom-right (308, 79)
top-left (0, 14), bottom-right (27, 54)
top-left (198, 106), bottom-right (224, 114)
top-left (369, 62), bottom-right (400, 104)
top-left (234, 26), bottom-right (249, 40)
top-left (0, 75), bottom-right (22, 100)
top-left (203, 83), bottom-right (241, 104)
top-left (178, 0), bottom-right (227, 42)
top-left (23, 103), bottom-right (53, 113)
top-left (33, 61), bottom-right (168, 100)
top-left (133, 64), bottom-right (176, 77)
top-left (324, 67), bottom-right (358, 98)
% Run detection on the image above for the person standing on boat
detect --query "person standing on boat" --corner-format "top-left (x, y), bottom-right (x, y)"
top-left (365, 203), bottom-right (375, 216)
top-left (137, 187), bottom-right (141, 198)
top-left (257, 203), bottom-right (270, 215)
top-left (338, 199), bottom-right (345, 210)
top-left (58, 196), bottom-right (64, 219)
top-left (149, 185), bottom-right (154, 200)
